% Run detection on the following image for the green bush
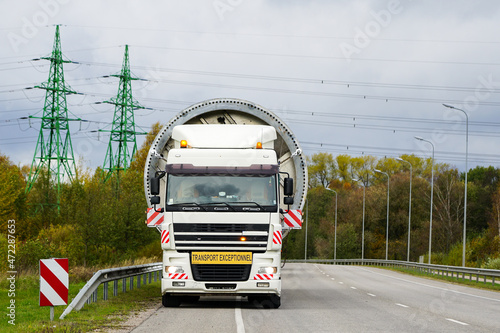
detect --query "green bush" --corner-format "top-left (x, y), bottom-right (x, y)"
top-left (482, 257), bottom-right (500, 270)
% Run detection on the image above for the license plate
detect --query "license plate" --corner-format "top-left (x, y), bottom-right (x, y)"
top-left (191, 252), bottom-right (252, 265)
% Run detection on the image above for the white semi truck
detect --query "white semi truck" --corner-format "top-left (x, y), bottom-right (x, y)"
top-left (144, 98), bottom-right (307, 308)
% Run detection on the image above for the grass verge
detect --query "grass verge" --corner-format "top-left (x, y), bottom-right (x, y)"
top-left (1, 273), bottom-right (161, 332)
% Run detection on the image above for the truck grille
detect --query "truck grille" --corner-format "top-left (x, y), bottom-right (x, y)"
top-left (192, 264), bottom-right (251, 281)
top-left (173, 223), bottom-right (269, 251)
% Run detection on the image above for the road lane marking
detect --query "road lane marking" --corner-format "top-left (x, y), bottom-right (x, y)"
top-left (367, 293), bottom-right (376, 297)
top-left (351, 287), bottom-right (357, 290)
top-left (446, 318), bottom-right (469, 326)
top-left (395, 303), bottom-right (409, 308)
top-left (339, 282), bottom-right (344, 284)
top-left (235, 297), bottom-right (245, 333)
top-left (358, 267), bottom-right (500, 303)
top-left (331, 278), bottom-right (335, 281)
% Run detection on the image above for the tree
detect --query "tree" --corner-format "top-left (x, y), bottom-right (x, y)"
top-left (432, 166), bottom-right (464, 253)
top-left (467, 166), bottom-right (500, 235)
top-left (0, 153), bottom-right (25, 233)
top-left (307, 152), bottom-right (336, 188)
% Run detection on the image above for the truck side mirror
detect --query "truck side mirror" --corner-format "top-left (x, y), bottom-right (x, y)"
top-left (284, 196), bottom-right (294, 205)
top-left (150, 196), bottom-right (160, 205)
top-left (284, 177), bottom-right (294, 196)
top-left (150, 176), bottom-right (160, 195)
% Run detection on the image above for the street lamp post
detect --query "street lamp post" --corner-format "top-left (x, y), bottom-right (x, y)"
top-left (325, 188), bottom-right (338, 261)
top-left (353, 178), bottom-right (366, 260)
top-left (415, 136), bottom-right (435, 265)
top-left (443, 103), bottom-right (469, 267)
top-left (374, 169), bottom-right (390, 261)
top-left (396, 158), bottom-right (413, 262)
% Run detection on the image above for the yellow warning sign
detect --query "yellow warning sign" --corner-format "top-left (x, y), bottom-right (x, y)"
top-left (191, 252), bottom-right (252, 265)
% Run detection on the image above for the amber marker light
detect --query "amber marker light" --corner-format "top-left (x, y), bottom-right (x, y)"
top-left (256, 142), bottom-right (263, 149)
top-left (240, 237), bottom-right (247, 241)
top-left (180, 140), bottom-right (188, 148)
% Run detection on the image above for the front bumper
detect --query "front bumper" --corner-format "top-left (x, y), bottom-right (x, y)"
top-left (162, 278), bottom-right (281, 297)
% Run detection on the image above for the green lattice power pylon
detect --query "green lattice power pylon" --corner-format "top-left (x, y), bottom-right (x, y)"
top-left (26, 25), bottom-right (79, 207)
top-left (102, 45), bottom-right (145, 182)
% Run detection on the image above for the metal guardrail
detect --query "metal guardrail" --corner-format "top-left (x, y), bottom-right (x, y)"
top-left (60, 262), bottom-right (162, 319)
top-left (286, 259), bottom-right (500, 286)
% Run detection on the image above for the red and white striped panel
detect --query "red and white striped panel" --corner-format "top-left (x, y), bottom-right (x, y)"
top-left (253, 274), bottom-right (274, 280)
top-left (283, 209), bottom-right (303, 229)
top-left (39, 258), bottom-right (69, 306)
top-left (146, 208), bottom-right (164, 226)
top-left (273, 230), bottom-right (282, 245)
top-left (161, 230), bottom-right (170, 244)
top-left (167, 273), bottom-right (188, 280)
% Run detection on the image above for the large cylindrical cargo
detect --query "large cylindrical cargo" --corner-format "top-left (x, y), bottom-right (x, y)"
top-left (144, 98), bottom-right (308, 218)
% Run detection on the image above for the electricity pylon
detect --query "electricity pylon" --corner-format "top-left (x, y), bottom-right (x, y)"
top-left (102, 45), bottom-right (145, 182)
top-left (26, 25), bottom-right (79, 208)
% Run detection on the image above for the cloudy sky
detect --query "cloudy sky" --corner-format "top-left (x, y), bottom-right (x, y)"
top-left (1, 0), bottom-right (499, 173)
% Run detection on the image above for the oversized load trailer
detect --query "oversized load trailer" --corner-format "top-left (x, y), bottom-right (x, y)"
top-left (144, 98), bottom-right (307, 308)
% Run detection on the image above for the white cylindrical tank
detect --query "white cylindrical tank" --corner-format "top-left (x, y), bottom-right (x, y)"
top-left (144, 98), bottom-right (307, 217)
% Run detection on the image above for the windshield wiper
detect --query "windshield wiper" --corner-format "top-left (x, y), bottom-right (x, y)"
top-left (168, 202), bottom-right (207, 211)
top-left (234, 201), bottom-right (265, 210)
top-left (199, 202), bottom-right (236, 211)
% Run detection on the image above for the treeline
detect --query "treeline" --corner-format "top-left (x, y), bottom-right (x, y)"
top-left (2, 128), bottom-right (500, 271)
top-left (283, 153), bottom-right (500, 268)
top-left (0, 123), bottom-right (163, 273)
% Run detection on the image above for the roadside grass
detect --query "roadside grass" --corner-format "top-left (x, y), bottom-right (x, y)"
top-left (1, 272), bottom-right (161, 332)
top-left (380, 266), bottom-right (500, 292)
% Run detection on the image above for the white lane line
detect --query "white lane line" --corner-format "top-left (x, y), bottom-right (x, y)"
top-left (367, 293), bottom-right (376, 297)
top-left (358, 267), bottom-right (500, 303)
top-left (331, 278), bottom-right (335, 281)
top-left (339, 282), bottom-right (344, 284)
top-left (446, 318), bottom-right (469, 326)
top-left (350, 287), bottom-right (357, 290)
top-left (235, 297), bottom-right (245, 333)
top-left (395, 303), bottom-right (409, 308)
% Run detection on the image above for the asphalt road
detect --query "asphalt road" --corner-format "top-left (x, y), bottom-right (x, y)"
top-left (131, 263), bottom-right (500, 332)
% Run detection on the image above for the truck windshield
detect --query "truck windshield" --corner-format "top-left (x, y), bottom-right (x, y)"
top-left (166, 174), bottom-right (277, 211)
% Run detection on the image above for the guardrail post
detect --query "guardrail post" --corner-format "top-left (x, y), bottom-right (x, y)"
top-left (149, 272), bottom-right (152, 284)
top-left (103, 282), bottom-right (108, 300)
top-left (130, 276), bottom-right (134, 290)
top-left (113, 280), bottom-right (118, 296)
top-left (137, 274), bottom-right (141, 288)
top-left (93, 289), bottom-right (97, 302)
top-left (144, 273), bottom-right (147, 285)
top-left (493, 277), bottom-right (495, 286)
top-left (122, 278), bottom-right (127, 292)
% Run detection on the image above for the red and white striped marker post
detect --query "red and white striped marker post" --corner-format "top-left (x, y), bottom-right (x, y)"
top-left (40, 258), bottom-right (69, 321)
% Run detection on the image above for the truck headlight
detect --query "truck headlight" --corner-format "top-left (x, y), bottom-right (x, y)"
top-left (166, 266), bottom-right (184, 274)
top-left (258, 267), bottom-right (277, 274)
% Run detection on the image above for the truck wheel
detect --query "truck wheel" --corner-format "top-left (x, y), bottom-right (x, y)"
top-left (162, 294), bottom-right (181, 307)
top-left (261, 295), bottom-right (281, 309)
top-left (248, 296), bottom-right (262, 306)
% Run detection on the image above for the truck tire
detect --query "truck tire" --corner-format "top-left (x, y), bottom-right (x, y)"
top-left (261, 294), bottom-right (281, 309)
top-left (162, 294), bottom-right (181, 307)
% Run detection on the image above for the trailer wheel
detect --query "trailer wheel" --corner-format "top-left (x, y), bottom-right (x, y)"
top-left (162, 294), bottom-right (181, 307)
top-left (261, 294), bottom-right (281, 309)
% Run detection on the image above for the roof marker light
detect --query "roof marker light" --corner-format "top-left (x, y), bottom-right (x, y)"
top-left (256, 142), bottom-right (263, 149)
top-left (180, 140), bottom-right (188, 148)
